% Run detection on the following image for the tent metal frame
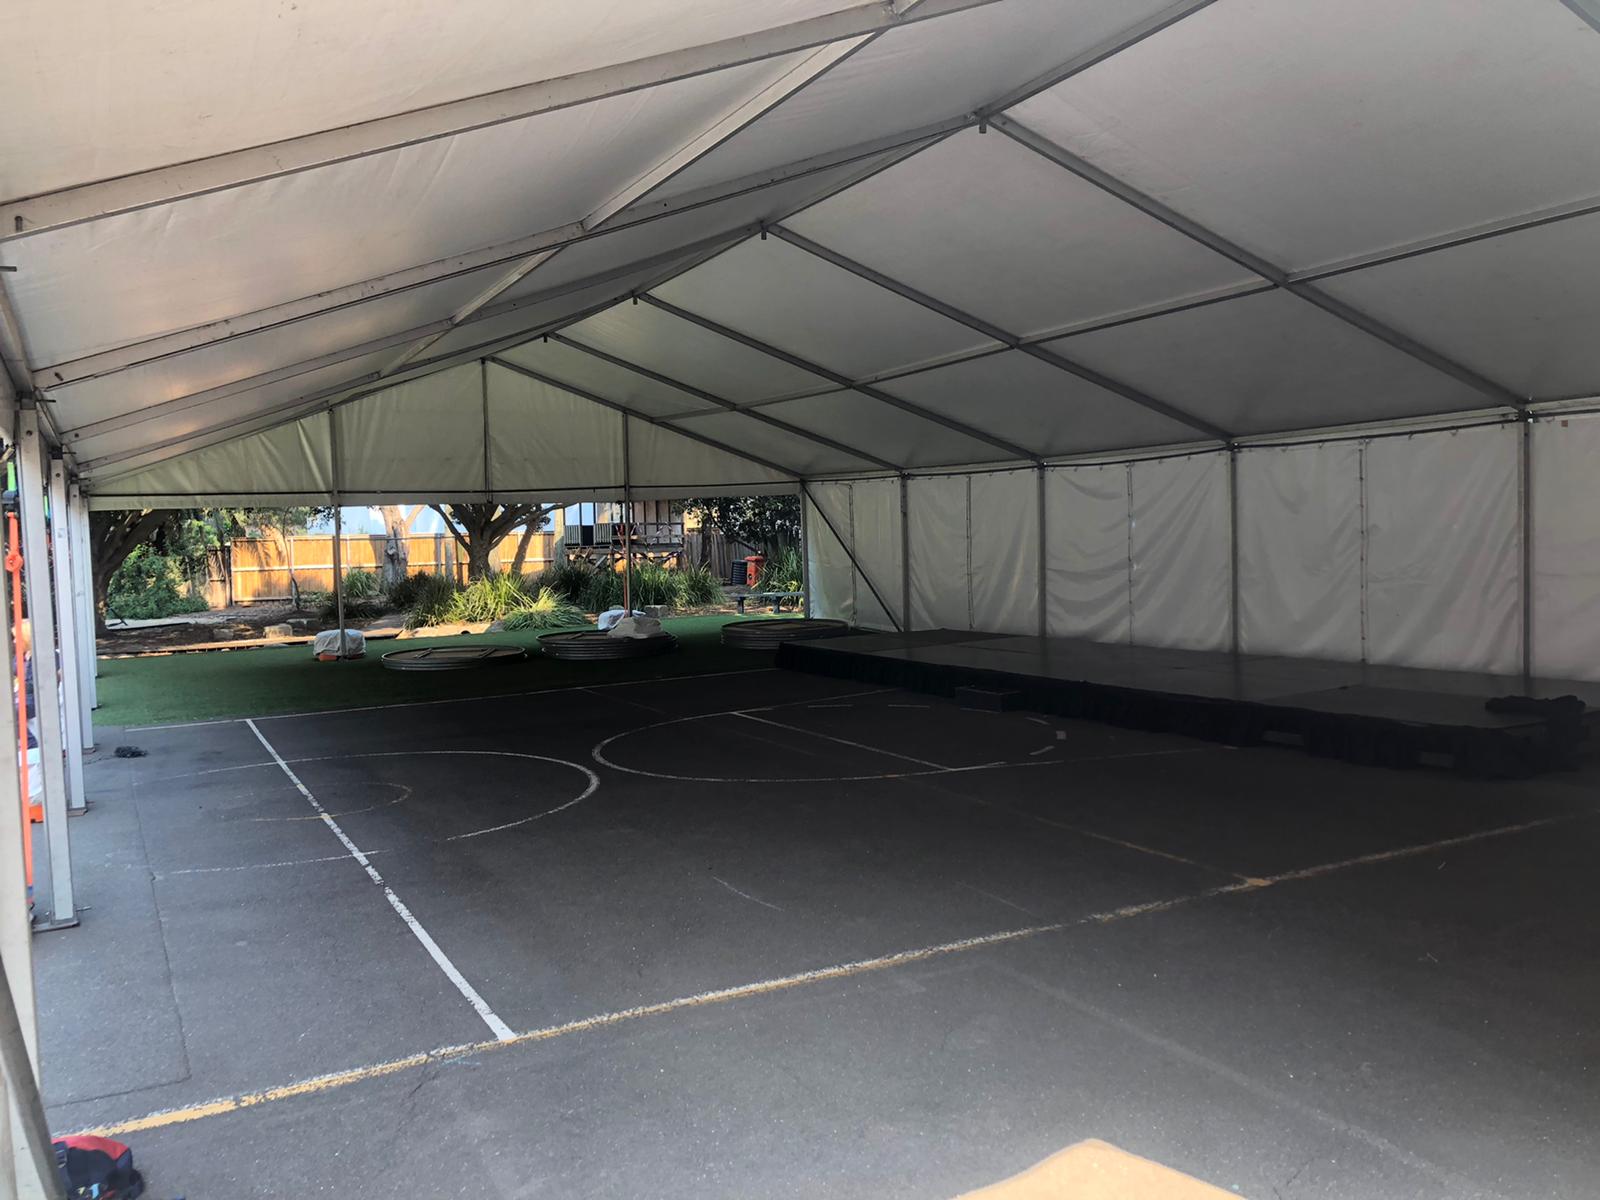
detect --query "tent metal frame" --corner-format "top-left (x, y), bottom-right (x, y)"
top-left (991, 114), bottom-right (1529, 413)
top-left (0, 0), bottom-right (1008, 243)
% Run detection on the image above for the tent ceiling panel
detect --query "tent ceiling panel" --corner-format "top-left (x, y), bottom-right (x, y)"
top-left (657, 0), bottom-right (1178, 199)
top-left (494, 340), bottom-right (719, 420)
top-left (1011, 0), bottom-right (1600, 273)
top-left (1049, 290), bottom-right (1488, 436)
top-left (653, 236), bottom-right (994, 380)
top-left (785, 128), bottom-right (1254, 338)
top-left (486, 365), bottom-right (623, 492)
top-left (757, 392), bottom-right (1019, 470)
top-left (337, 365), bottom-right (487, 494)
top-left (89, 413), bottom-right (333, 509)
top-left (5, 59), bottom-right (789, 365)
top-left (663, 410), bottom-right (868, 477)
top-left (1313, 212), bottom-right (1600, 402)
top-left (875, 350), bottom-right (1198, 459)
top-left (1, 0), bottom-right (854, 199)
top-left (491, 148), bottom-right (908, 309)
top-left (559, 301), bottom-right (828, 404)
top-left (70, 350), bottom-right (397, 463)
top-left (45, 269), bottom-right (503, 429)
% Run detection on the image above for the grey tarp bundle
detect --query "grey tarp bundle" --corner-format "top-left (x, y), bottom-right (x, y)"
top-left (3, 0), bottom-right (1600, 675)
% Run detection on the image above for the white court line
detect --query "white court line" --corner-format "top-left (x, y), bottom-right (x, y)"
top-left (68, 811), bottom-right (1585, 1141)
top-left (733, 711), bottom-right (949, 769)
top-left (709, 875), bottom-right (784, 912)
top-left (245, 720), bottom-right (515, 1042)
top-left (125, 667), bottom-right (780, 731)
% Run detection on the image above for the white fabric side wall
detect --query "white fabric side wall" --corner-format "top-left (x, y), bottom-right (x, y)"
top-left (1130, 453), bottom-right (1230, 651)
top-left (1043, 463), bottom-right (1130, 643)
top-left (804, 483), bottom-right (855, 627)
top-left (907, 474), bottom-right (970, 630)
top-left (970, 470), bottom-right (1039, 635)
top-left (1532, 413), bottom-right (1600, 681)
top-left (1236, 442), bottom-right (1363, 659)
top-left (1363, 425), bottom-right (1521, 674)
top-left (848, 478), bottom-right (902, 631)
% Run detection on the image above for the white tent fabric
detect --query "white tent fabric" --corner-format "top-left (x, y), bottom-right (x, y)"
top-left (0, 0), bottom-right (1596, 675)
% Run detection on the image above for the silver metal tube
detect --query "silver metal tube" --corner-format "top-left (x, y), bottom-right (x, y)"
top-left (47, 459), bottom-right (87, 814)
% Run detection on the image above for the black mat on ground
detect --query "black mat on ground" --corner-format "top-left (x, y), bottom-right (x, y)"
top-left (780, 631), bottom-right (1596, 777)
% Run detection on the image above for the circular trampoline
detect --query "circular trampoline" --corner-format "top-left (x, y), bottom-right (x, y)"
top-left (720, 618), bottom-right (850, 650)
top-left (538, 630), bottom-right (679, 661)
top-left (381, 645), bottom-right (528, 671)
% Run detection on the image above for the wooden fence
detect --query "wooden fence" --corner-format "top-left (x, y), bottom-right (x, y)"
top-left (202, 532), bottom-right (561, 606)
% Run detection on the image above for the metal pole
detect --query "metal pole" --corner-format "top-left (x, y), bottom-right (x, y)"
top-left (0, 948), bottom-right (65, 1199)
top-left (1036, 465), bottom-right (1048, 639)
top-left (621, 416), bottom-right (632, 614)
top-left (15, 410), bottom-right (74, 927)
top-left (1520, 417), bottom-right (1534, 686)
top-left (0, 501), bottom-right (52, 1200)
top-left (46, 460), bottom-right (86, 815)
top-left (328, 412), bottom-right (346, 657)
top-left (67, 485), bottom-right (97, 741)
top-left (801, 482), bottom-right (900, 632)
top-left (799, 488), bottom-right (811, 618)
top-left (1227, 446), bottom-right (1240, 656)
top-left (899, 474), bottom-right (911, 632)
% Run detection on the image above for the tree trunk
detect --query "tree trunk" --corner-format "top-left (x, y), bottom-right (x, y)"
top-left (509, 523), bottom-right (538, 579)
top-left (378, 505), bottom-right (412, 589)
top-left (89, 508), bottom-right (170, 633)
top-left (466, 538), bottom-right (494, 581)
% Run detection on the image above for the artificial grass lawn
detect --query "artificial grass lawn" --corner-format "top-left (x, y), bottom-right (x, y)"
top-left (94, 615), bottom-right (776, 727)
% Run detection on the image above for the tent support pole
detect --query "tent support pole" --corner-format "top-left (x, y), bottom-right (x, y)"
top-left (802, 482), bottom-right (900, 633)
top-left (67, 483), bottom-right (97, 743)
top-left (800, 489), bottom-right (812, 618)
top-left (899, 475), bottom-right (911, 633)
top-left (15, 410), bottom-right (75, 928)
top-left (0, 949), bottom-right (62, 1200)
top-left (1036, 466), bottom-right (1048, 638)
top-left (329, 413), bottom-right (346, 658)
top-left (622, 416), bottom-right (632, 616)
top-left (1520, 417), bottom-right (1534, 687)
top-left (1228, 446), bottom-right (1240, 656)
top-left (46, 458), bottom-right (87, 816)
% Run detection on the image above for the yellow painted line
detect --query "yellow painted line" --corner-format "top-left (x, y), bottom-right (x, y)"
top-left (66, 811), bottom-right (1584, 1140)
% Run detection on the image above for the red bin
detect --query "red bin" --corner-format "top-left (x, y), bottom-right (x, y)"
top-left (744, 555), bottom-right (765, 587)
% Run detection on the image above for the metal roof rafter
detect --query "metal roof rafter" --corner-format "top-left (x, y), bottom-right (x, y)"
top-left (637, 294), bottom-right (1040, 464)
top-left (990, 114), bottom-right (1529, 412)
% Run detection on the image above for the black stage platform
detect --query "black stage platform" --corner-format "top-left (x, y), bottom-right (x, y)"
top-left (780, 631), bottom-right (1599, 776)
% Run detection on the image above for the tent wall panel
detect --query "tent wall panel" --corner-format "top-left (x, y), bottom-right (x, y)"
top-left (804, 483), bottom-right (855, 627)
top-left (1364, 425), bottom-right (1521, 674)
top-left (849, 478), bottom-right (903, 631)
top-left (1236, 442), bottom-right (1363, 660)
top-left (1532, 414), bottom-right (1600, 681)
top-left (338, 365), bottom-right (486, 493)
top-left (970, 470), bottom-right (1039, 635)
top-left (1129, 453), bottom-right (1230, 651)
top-left (907, 473), bottom-right (970, 630)
top-left (1043, 463), bottom-right (1130, 643)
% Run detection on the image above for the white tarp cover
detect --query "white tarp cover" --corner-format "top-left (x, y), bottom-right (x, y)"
top-left (1, 0), bottom-right (1593, 676)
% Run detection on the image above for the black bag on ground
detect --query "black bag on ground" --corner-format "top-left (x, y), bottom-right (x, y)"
top-left (54, 1134), bottom-right (146, 1198)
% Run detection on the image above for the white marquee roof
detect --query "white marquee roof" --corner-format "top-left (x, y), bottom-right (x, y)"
top-left (2, 0), bottom-right (1598, 507)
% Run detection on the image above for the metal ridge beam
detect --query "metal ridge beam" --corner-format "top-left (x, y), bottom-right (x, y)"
top-left (487, 357), bottom-right (800, 480)
top-left (991, 114), bottom-right (1529, 411)
top-left (768, 224), bottom-right (1231, 441)
top-left (548, 332), bottom-right (902, 472)
top-left (637, 294), bottom-right (1040, 464)
top-left (0, 0), bottom-right (1005, 242)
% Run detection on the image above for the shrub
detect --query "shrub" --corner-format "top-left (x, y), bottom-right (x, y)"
top-left (756, 546), bottom-right (803, 594)
top-left (676, 562), bottom-right (723, 606)
top-left (500, 588), bottom-right (584, 630)
top-left (317, 597), bottom-right (387, 622)
top-left (105, 547), bottom-right (210, 621)
top-left (449, 572), bottom-right (535, 623)
top-left (342, 568), bottom-right (380, 599)
top-left (402, 573), bottom-right (461, 629)
top-left (385, 572), bottom-right (433, 611)
top-left (534, 557), bottom-right (597, 604)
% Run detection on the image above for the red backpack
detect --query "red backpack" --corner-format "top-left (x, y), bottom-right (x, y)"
top-left (53, 1135), bottom-right (146, 1198)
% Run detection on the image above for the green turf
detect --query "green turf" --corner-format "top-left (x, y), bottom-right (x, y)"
top-left (94, 616), bottom-right (778, 726)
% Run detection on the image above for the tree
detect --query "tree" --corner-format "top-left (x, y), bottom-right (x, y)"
top-left (679, 496), bottom-right (799, 556)
top-left (377, 505), bottom-right (424, 588)
top-left (429, 503), bottom-right (557, 581)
